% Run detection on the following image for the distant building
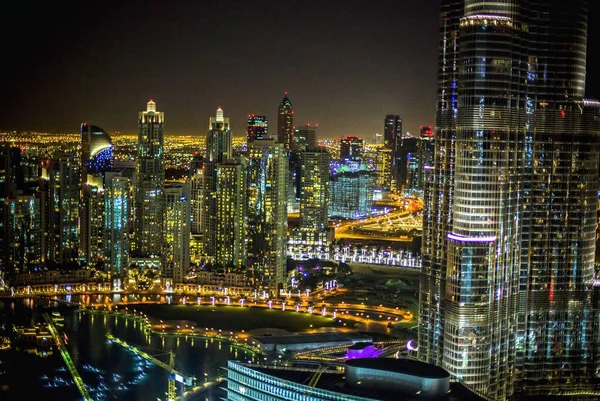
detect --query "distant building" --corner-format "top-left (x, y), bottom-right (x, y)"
top-left (375, 147), bottom-right (393, 190)
top-left (292, 124), bottom-right (317, 152)
top-left (6, 195), bottom-right (41, 274)
top-left (133, 100), bottom-right (165, 264)
top-left (297, 148), bottom-right (330, 246)
top-left (164, 183), bottom-right (190, 282)
top-left (246, 115), bottom-right (269, 143)
top-left (339, 136), bottom-right (363, 161)
top-left (329, 161), bottom-right (374, 219)
top-left (277, 92), bottom-right (294, 151)
top-left (383, 114), bottom-right (402, 189)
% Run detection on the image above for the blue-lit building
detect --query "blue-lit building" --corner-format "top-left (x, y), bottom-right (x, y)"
top-left (246, 115), bottom-right (269, 143)
top-left (225, 359), bottom-right (483, 401)
top-left (104, 172), bottom-right (131, 282)
top-left (329, 161), bottom-right (374, 219)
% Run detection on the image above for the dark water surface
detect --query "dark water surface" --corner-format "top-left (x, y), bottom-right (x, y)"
top-left (0, 298), bottom-right (253, 401)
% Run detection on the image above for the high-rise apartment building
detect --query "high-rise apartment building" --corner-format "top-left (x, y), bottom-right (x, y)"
top-left (215, 159), bottom-right (246, 268)
top-left (204, 107), bottom-right (233, 261)
top-left (6, 195), bottom-right (41, 274)
top-left (46, 151), bottom-right (80, 264)
top-left (246, 115), bottom-right (269, 143)
top-left (134, 100), bottom-right (165, 264)
top-left (419, 2), bottom-right (600, 400)
top-left (277, 92), bottom-right (294, 151)
top-left (329, 161), bottom-right (374, 219)
top-left (104, 172), bottom-right (131, 279)
top-left (298, 148), bottom-right (330, 246)
top-left (164, 183), bottom-right (190, 282)
top-left (246, 140), bottom-right (288, 292)
top-left (383, 114), bottom-right (402, 189)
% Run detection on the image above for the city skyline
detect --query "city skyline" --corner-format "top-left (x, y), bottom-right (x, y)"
top-left (0, 1), bottom-right (593, 138)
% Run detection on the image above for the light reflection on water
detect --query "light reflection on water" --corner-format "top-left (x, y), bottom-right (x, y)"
top-left (0, 298), bottom-right (253, 401)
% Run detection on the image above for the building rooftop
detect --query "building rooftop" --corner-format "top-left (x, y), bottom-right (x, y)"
top-left (346, 358), bottom-right (450, 379)
top-left (250, 365), bottom-right (484, 401)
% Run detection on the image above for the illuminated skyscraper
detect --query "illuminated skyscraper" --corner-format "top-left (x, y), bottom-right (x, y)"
top-left (204, 107), bottom-right (233, 261)
top-left (247, 140), bottom-right (288, 292)
top-left (298, 147), bottom-right (330, 246)
top-left (104, 172), bottom-right (131, 279)
top-left (134, 100), bottom-right (165, 263)
top-left (383, 114), bottom-right (402, 189)
top-left (419, 1), bottom-right (600, 399)
top-left (246, 115), bottom-right (269, 143)
top-left (164, 183), bottom-right (190, 282)
top-left (47, 151), bottom-right (80, 264)
top-left (215, 159), bottom-right (246, 268)
top-left (277, 92), bottom-right (294, 151)
top-left (329, 161), bottom-right (374, 219)
top-left (80, 123), bottom-right (113, 265)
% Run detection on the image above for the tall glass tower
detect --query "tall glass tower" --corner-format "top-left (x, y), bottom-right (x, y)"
top-left (277, 92), bottom-right (294, 151)
top-left (134, 100), bottom-right (165, 262)
top-left (419, 1), bottom-right (600, 399)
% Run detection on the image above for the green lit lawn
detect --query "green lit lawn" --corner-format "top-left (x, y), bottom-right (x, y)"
top-left (132, 303), bottom-right (346, 332)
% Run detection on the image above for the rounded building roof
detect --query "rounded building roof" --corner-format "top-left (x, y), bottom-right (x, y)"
top-left (345, 358), bottom-right (450, 379)
top-left (87, 125), bottom-right (112, 157)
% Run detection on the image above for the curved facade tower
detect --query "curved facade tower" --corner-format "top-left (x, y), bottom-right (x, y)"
top-left (419, 1), bottom-right (599, 399)
top-left (134, 100), bottom-right (165, 262)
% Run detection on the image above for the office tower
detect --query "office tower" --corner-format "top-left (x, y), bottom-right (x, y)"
top-left (298, 148), bottom-right (330, 246)
top-left (417, 126), bottom-right (434, 191)
top-left (215, 159), bottom-right (246, 268)
top-left (419, 2), bottom-right (600, 400)
top-left (246, 140), bottom-right (288, 292)
top-left (133, 100), bottom-right (165, 263)
top-left (104, 172), bottom-right (131, 279)
top-left (246, 115), bottom-right (269, 143)
top-left (190, 167), bottom-right (204, 235)
top-left (340, 136), bottom-right (364, 161)
top-left (292, 124), bottom-right (317, 152)
top-left (46, 151), bottom-right (80, 264)
top-left (277, 92), bottom-right (294, 151)
top-left (164, 183), bottom-right (190, 282)
top-left (329, 161), bottom-right (374, 219)
top-left (203, 107), bottom-right (233, 261)
top-left (383, 114), bottom-right (402, 189)
top-left (79, 123), bottom-right (113, 265)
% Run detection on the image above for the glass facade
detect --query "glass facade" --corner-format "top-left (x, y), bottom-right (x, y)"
top-left (105, 174), bottom-right (131, 277)
top-left (277, 93), bottom-right (294, 152)
top-left (419, 1), bottom-right (600, 399)
top-left (329, 162), bottom-right (375, 220)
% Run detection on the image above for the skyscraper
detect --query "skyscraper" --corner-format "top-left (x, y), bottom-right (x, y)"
top-left (215, 159), bottom-right (246, 268)
top-left (246, 140), bottom-right (288, 293)
top-left (383, 114), bottom-right (402, 189)
top-left (292, 124), bottom-right (317, 153)
top-left (298, 148), bottom-right (330, 246)
top-left (419, 1), bottom-right (600, 399)
top-left (246, 115), bottom-right (269, 143)
top-left (204, 107), bottom-right (233, 261)
top-left (329, 161), bottom-right (374, 219)
top-left (104, 172), bottom-right (131, 280)
top-left (277, 92), bottom-right (294, 151)
top-left (133, 100), bottom-right (165, 264)
top-left (164, 183), bottom-right (191, 283)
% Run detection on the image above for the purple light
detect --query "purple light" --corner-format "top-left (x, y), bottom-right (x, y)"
top-left (406, 340), bottom-right (418, 351)
top-left (447, 232), bottom-right (496, 243)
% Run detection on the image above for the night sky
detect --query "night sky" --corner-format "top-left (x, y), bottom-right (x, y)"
top-left (1, 1), bottom-right (599, 139)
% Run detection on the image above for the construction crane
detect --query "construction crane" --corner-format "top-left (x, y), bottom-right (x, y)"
top-left (106, 333), bottom-right (194, 401)
top-left (42, 313), bottom-right (92, 401)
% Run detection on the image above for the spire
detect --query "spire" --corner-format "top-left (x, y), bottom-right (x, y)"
top-left (216, 106), bottom-right (224, 123)
top-left (147, 99), bottom-right (156, 112)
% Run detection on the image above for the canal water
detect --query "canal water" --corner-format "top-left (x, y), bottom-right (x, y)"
top-left (0, 298), bottom-right (254, 401)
